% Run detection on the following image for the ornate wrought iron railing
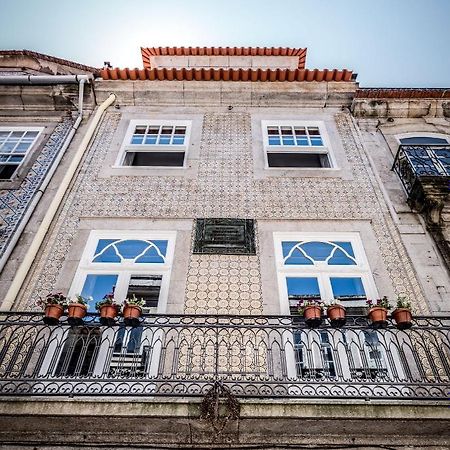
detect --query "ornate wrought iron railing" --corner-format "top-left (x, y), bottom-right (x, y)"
top-left (392, 144), bottom-right (450, 196)
top-left (0, 312), bottom-right (449, 400)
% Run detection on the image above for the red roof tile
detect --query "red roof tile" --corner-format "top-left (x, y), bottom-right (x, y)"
top-left (141, 46), bottom-right (307, 69)
top-left (100, 67), bottom-right (354, 82)
top-left (356, 88), bottom-right (450, 99)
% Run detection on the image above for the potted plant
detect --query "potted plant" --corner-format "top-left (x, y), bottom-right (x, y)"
top-left (37, 292), bottom-right (67, 325)
top-left (297, 298), bottom-right (324, 328)
top-left (326, 301), bottom-right (346, 328)
top-left (392, 296), bottom-right (413, 330)
top-left (96, 293), bottom-right (120, 326)
top-left (366, 296), bottom-right (392, 328)
top-left (123, 295), bottom-right (145, 327)
top-left (67, 294), bottom-right (89, 326)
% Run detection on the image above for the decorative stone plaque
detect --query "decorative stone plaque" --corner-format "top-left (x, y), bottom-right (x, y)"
top-left (193, 218), bottom-right (256, 255)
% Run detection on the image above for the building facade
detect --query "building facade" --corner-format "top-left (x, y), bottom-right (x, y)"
top-left (0, 47), bottom-right (448, 449)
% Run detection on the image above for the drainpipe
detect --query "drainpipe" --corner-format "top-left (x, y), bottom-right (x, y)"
top-left (2, 91), bottom-right (116, 310)
top-left (0, 75), bottom-right (91, 274)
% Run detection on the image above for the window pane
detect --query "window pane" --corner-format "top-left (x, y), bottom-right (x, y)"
top-left (280, 127), bottom-right (293, 136)
top-left (330, 277), bottom-right (366, 301)
top-left (158, 136), bottom-right (171, 145)
top-left (268, 137), bottom-right (281, 145)
top-left (161, 126), bottom-right (173, 135)
top-left (267, 153), bottom-right (325, 168)
top-left (134, 126), bottom-right (146, 134)
top-left (282, 137), bottom-right (295, 146)
top-left (24, 131), bottom-right (39, 138)
top-left (307, 127), bottom-right (321, 136)
top-left (172, 137), bottom-right (185, 145)
top-left (131, 135), bottom-right (144, 144)
top-left (267, 127), bottom-right (279, 135)
top-left (294, 127), bottom-right (307, 136)
top-left (174, 127), bottom-right (186, 135)
top-left (80, 274), bottom-right (119, 312)
top-left (286, 277), bottom-right (321, 300)
top-left (310, 137), bottom-right (324, 146)
top-left (144, 136), bottom-right (157, 144)
top-left (126, 275), bottom-right (162, 310)
top-left (148, 126), bottom-right (159, 135)
top-left (295, 137), bottom-right (309, 146)
top-left (400, 136), bottom-right (448, 145)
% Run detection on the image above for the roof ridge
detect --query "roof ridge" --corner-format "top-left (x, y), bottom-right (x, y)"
top-left (141, 46), bottom-right (308, 69)
top-left (0, 50), bottom-right (99, 73)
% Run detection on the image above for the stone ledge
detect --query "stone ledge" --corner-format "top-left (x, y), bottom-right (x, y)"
top-left (0, 397), bottom-right (448, 448)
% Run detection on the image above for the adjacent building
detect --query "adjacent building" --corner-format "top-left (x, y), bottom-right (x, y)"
top-left (0, 47), bottom-right (448, 449)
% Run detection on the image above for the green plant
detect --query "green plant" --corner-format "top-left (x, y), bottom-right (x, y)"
top-left (95, 293), bottom-right (120, 312)
top-left (366, 296), bottom-right (392, 310)
top-left (37, 292), bottom-right (68, 310)
top-left (123, 295), bottom-right (145, 308)
top-left (297, 298), bottom-right (324, 315)
top-left (69, 294), bottom-right (89, 306)
top-left (396, 295), bottom-right (411, 310)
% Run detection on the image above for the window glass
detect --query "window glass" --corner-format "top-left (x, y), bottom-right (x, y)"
top-left (93, 239), bottom-right (168, 263)
top-left (80, 274), bottom-right (119, 312)
top-left (0, 128), bottom-right (41, 179)
top-left (283, 241), bottom-right (356, 265)
top-left (330, 277), bottom-right (366, 300)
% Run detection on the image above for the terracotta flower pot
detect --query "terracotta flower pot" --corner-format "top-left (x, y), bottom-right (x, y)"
top-left (392, 308), bottom-right (412, 330)
top-left (99, 304), bottom-right (118, 326)
top-left (368, 307), bottom-right (388, 329)
top-left (123, 305), bottom-right (142, 327)
top-left (67, 303), bottom-right (87, 326)
top-left (327, 304), bottom-right (346, 328)
top-left (43, 304), bottom-right (64, 325)
top-left (303, 305), bottom-right (323, 328)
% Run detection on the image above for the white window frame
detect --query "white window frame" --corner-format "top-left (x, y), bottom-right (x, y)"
top-left (114, 120), bottom-right (192, 169)
top-left (0, 126), bottom-right (43, 179)
top-left (274, 232), bottom-right (378, 314)
top-left (261, 120), bottom-right (336, 169)
top-left (68, 230), bottom-right (177, 314)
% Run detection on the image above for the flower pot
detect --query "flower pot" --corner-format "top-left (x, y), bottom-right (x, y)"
top-left (99, 304), bottom-right (118, 326)
top-left (123, 305), bottom-right (142, 327)
top-left (303, 305), bottom-right (322, 328)
top-left (327, 304), bottom-right (346, 328)
top-left (67, 303), bottom-right (87, 326)
top-left (368, 307), bottom-right (388, 329)
top-left (392, 308), bottom-right (412, 330)
top-left (43, 304), bottom-right (64, 325)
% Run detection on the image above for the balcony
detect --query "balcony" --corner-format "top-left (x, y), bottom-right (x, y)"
top-left (0, 312), bottom-right (449, 400)
top-left (393, 144), bottom-right (450, 197)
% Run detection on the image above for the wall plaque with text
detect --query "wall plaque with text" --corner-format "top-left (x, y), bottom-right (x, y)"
top-left (193, 218), bottom-right (256, 255)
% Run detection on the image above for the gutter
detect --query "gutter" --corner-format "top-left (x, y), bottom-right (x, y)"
top-left (1, 77), bottom-right (116, 309)
top-left (0, 75), bottom-right (92, 274)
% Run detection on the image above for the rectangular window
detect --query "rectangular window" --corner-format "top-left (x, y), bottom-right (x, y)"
top-left (275, 232), bottom-right (378, 311)
top-left (262, 121), bottom-right (333, 169)
top-left (117, 120), bottom-right (191, 168)
top-left (0, 127), bottom-right (42, 179)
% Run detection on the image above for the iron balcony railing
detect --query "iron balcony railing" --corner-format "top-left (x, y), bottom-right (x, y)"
top-left (0, 312), bottom-right (449, 400)
top-left (392, 144), bottom-right (450, 196)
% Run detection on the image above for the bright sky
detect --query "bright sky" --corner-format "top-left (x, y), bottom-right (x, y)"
top-left (1, 0), bottom-right (449, 87)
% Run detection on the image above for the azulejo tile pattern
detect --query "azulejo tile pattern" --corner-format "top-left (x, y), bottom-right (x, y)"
top-left (20, 110), bottom-right (427, 314)
top-left (0, 117), bottom-right (73, 258)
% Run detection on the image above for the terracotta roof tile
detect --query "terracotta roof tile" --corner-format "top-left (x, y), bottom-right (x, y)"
top-left (0, 50), bottom-right (98, 74)
top-left (141, 46), bottom-right (307, 69)
top-left (356, 88), bottom-right (450, 99)
top-left (100, 67), bottom-right (354, 83)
